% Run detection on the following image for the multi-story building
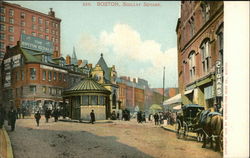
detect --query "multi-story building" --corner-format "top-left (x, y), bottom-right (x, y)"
top-left (176, 1), bottom-right (223, 108)
top-left (1, 34), bottom-right (88, 112)
top-left (0, 1), bottom-right (61, 62)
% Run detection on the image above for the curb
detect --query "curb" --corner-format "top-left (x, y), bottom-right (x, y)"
top-left (161, 126), bottom-right (197, 139)
top-left (59, 119), bottom-right (113, 124)
top-left (2, 127), bottom-right (14, 158)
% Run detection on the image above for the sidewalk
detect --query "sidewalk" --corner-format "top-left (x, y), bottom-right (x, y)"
top-left (161, 124), bottom-right (197, 139)
top-left (0, 127), bottom-right (13, 158)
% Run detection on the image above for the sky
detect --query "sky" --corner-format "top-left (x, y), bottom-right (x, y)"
top-left (12, 1), bottom-right (180, 88)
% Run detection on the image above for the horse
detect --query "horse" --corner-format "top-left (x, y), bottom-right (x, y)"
top-left (195, 108), bottom-right (223, 152)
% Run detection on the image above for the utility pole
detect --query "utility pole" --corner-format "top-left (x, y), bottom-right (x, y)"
top-left (162, 66), bottom-right (165, 104)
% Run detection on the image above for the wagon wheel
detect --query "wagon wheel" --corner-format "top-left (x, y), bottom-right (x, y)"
top-left (175, 119), bottom-right (181, 139)
top-left (183, 121), bottom-right (189, 140)
top-left (219, 130), bottom-right (223, 152)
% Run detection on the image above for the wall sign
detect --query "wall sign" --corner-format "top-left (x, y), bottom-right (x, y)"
top-left (21, 33), bottom-right (53, 54)
top-left (215, 60), bottom-right (223, 96)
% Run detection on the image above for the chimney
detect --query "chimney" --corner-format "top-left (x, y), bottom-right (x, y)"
top-left (66, 55), bottom-right (71, 65)
top-left (87, 64), bottom-right (92, 69)
top-left (77, 60), bottom-right (83, 66)
top-left (48, 8), bottom-right (55, 17)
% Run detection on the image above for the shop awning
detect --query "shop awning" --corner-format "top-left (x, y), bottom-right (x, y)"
top-left (163, 94), bottom-right (181, 105)
top-left (173, 104), bottom-right (182, 110)
top-left (184, 89), bottom-right (193, 95)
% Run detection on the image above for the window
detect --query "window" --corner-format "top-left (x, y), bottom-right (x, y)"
top-left (9, 35), bottom-right (14, 42)
top-left (56, 31), bottom-right (58, 35)
top-left (39, 18), bottom-right (43, 24)
top-left (63, 74), bottom-right (67, 82)
top-left (200, 39), bottom-right (211, 74)
top-left (38, 26), bottom-right (42, 32)
top-left (42, 70), bottom-right (46, 80)
top-left (21, 21), bottom-right (25, 27)
top-left (16, 71), bottom-right (20, 81)
top-left (30, 68), bottom-right (36, 80)
top-left (52, 88), bottom-right (56, 95)
top-left (32, 32), bottom-right (36, 36)
top-left (99, 96), bottom-right (104, 105)
top-left (52, 30), bottom-right (55, 34)
top-left (32, 25), bottom-right (36, 30)
top-left (189, 17), bottom-right (195, 37)
top-left (189, 51), bottom-right (196, 80)
top-left (46, 20), bottom-right (49, 26)
top-left (58, 73), bottom-right (62, 81)
top-left (0, 33), bottom-right (5, 40)
top-left (55, 23), bottom-right (58, 28)
top-left (21, 12), bottom-right (25, 18)
top-left (9, 18), bottom-right (14, 24)
top-left (30, 85), bottom-right (36, 93)
top-left (21, 86), bottom-right (23, 96)
top-left (0, 42), bottom-right (4, 49)
top-left (46, 28), bottom-right (49, 33)
top-left (45, 35), bottom-right (49, 40)
top-left (49, 87), bottom-right (52, 94)
top-left (0, 16), bottom-right (5, 22)
top-left (91, 96), bottom-right (98, 105)
top-left (9, 26), bottom-right (14, 32)
top-left (32, 16), bottom-right (36, 22)
top-left (82, 96), bottom-right (88, 105)
top-left (201, 2), bottom-right (210, 22)
top-left (0, 24), bottom-right (5, 31)
top-left (48, 71), bottom-right (52, 81)
top-left (55, 38), bottom-right (58, 43)
top-left (21, 70), bottom-right (25, 80)
top-left (0, 7), bottom-right (5, 14)
top-left (39, 34), bottom-right (43, 38)
top-left (42, 55), bottom-right (48, 62)
top-left (9, 9), bottom-right (14, 16)
top-left (21, 29), bottom-right (25, 34)
top-left (52, 22), bottom-right (55, 27)
top-left (42, 86), bottom-right (46, 94)
top-left (53, 72), bottom-right (57, 80)
top-left (52, 37), bottom-right (55, 42)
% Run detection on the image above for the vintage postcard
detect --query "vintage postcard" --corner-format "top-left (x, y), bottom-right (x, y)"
top-left (0, 1), bottom-right (249, 158)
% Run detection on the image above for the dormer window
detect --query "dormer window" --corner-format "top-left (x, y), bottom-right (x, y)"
top-left (42, 55), bottom-right (49, 63)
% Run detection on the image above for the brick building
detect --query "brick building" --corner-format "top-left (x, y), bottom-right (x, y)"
top-left (0, 1), bottom-right (61, 62)
top-left (176, 1), bottom-right (223, 108)
top-left (1, 35), bottom-right (88, 112)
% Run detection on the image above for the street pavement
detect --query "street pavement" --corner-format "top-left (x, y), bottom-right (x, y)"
top-left (6, 117), bottom-right (222, 158)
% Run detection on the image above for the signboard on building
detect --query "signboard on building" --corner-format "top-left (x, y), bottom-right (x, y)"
top-left (215, 60), bottom-right (223, 96)
top-left (4, 58), bottom-right (11, 70)
top-left (4, 72), bottom-right (11, 88)
top-left (12, 54), bottom-right (21, 68)
top-left (21, 33), bottom-right (53, 54)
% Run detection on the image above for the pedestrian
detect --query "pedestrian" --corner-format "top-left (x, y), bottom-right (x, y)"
top-left (34, 111), bottom-right (41, 127)
top-left (45, 108), bottom-right (51, 123)
top-left (90, 110), bottom-right (95, 124)
top-left (116, 112), bottom-right (120, 120)
top-left (8, 106), bottom-right (17, 131)
top-left (0, 104), bottom-right (6, 129)
top-left (53, 109), bottom-right (59, 122)
top-left (153, 113), bottom-right (159, 125)
top-left (21, 106), bottom-right (26, 119)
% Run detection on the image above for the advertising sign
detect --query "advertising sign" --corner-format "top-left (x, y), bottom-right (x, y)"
top-left (4, 58), bottom-right (11, 71)
top-left (20, 33), bottom-right (53, 54)
top-left (4, 72), bottom-right (11, 88)
top-left (12, 54), bottom-right (21, 68)
top-left (216, 60), bottom-right (223, 96)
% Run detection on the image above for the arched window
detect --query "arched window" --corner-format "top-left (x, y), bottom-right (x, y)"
top-left (200, 38), bottom-right (211, 74)
top-left (201, 2), bottom-right (210, 23)
top-left (188, 51), bottom-right (196, 81)
top-left (216, 24), bottom-right (224, 64)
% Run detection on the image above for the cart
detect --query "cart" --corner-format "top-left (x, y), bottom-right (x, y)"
top-left (175, 104), bottom-right (205, 140)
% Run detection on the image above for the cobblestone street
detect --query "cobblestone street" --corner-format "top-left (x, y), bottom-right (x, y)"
top-left (5, 117), bottom-right (222, 158)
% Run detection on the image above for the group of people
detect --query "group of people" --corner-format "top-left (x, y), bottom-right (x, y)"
top-left (34, 108), bottom-right (61, 127)
top-left (137, 111), bottom-right (146, 123)
top-left (0, 105), bottom-right (18, 131)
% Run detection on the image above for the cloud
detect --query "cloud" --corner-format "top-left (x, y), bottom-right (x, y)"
top-left (76, 24), bottom-right (178, 88)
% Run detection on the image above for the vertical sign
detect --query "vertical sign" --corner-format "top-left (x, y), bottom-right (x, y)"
top-left (216, 60), bottom-right (223, 96)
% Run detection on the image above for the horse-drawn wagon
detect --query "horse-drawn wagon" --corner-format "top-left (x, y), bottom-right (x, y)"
top-left (175, 104), bottom-right (204, 140)
top-left (175, 104), bottom-right (223, 152)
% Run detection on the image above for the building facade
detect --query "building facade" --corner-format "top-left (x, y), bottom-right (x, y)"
top-left (1, 35), bottom-right (88, 112)
top-left (176, 1), bottom-right (223, 108)
top-left (0, 1), bottom-right (61, 62)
